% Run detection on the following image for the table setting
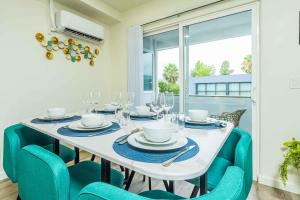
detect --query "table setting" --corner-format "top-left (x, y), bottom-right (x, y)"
top-left (113, 120), bottom-right (199, 166)
top-left (20, 91), bottom-right (234, 195)
top-left (31, 108), bottom-right (81, 124)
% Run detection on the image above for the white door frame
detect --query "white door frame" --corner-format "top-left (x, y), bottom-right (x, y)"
top-left (142, 2), bottom-right (260, 180)
top-left (178, 2), bottom-right (260, 180)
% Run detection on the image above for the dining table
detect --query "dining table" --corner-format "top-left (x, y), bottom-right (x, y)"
top-left (21, 113), bottom-right (234, 196)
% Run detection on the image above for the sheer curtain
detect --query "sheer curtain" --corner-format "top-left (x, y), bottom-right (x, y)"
top-left (128, 26), bottom-right (143, 106)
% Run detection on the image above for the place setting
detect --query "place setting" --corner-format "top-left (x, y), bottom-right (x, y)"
top-left (31, 108), bottom-right (81, 124)
top-left (57, 113), bottom-right (120, 137)
top-left (93, 103), bottom-right (122, 115)
top-left (113, 122), bottom-right (199, 165)
top-left (129, 106), bottom-right (162, 121)
top-left (184, 109), bottom-right (227, 129)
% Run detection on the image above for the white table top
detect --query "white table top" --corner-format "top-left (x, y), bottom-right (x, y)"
top-left (21, 115), bottom-right (233, 181)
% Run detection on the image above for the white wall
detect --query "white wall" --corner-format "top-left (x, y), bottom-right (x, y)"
top-left (259, 0), bottom-right (300, 193)
top-left (109, 0), bottom-right (300, 194)
top-left (0, 0), bottom-right (113, 179)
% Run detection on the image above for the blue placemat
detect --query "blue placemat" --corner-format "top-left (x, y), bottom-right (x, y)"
top-left (130, 115), bottom-right (162, 121)
top-left (57, 122), bottom-right (120, 137)
top-left (31, 115), bottom-right (81, 124)
top-left (93, 110), bottom-right (119, 115)
top-left (113, 138), bottom-right (199, 163)
top-left (185, 122), bottom-right (227, 129)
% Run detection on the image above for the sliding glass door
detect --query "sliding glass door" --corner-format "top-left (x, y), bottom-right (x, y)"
top-left (182, 10), bottom-right (252, 132)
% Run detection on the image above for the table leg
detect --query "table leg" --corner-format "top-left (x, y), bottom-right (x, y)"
top-left (125, 171), bottom-right (135, 190)
top-left (200, 173), bottom-right (208, 195)
top-left (168, 181), bottom-right (174, 193)
top-left (53, 139), bottom-right (60, 155)
top-left (125, 168), bottom-right (130, 180)
top-left (163, 180), bottom-right (169, 191)
top-left (74, 147), bottom-right (80, 164)
top-left (101, 158), bottom-right (111, 183)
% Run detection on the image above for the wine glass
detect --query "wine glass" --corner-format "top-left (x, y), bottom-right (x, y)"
top-left (89, 91), bottom-right (101, 112)
top-left (164, 92), bottom-right (174, 114)
top-left (150, 93), bottom-right (164, 120)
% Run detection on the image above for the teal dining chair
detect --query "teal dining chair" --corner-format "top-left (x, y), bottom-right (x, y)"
top-left (3, 123), bottom-right (76, 183)
top-left (186, 128), bottom-right (252, 197)
top-left (78, 166), bottom-right (245, 200)
top-left (17, 145), bottom-right (124, 200)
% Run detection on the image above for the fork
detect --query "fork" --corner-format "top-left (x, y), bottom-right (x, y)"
top-left (116, 128), bottom-right (141, 144)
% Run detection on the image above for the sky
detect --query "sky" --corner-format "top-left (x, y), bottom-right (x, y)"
top-left (156, 35), bottom-right (252, 81)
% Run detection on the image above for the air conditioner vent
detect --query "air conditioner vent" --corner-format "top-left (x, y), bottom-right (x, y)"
top-left (64, 28), bottom-right (102, 43)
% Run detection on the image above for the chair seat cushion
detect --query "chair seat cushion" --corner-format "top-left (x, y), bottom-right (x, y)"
top-left (186, 157), bottom-right (231, 191)
top-left (43, 144), bottom-right (75, 163)
top-left (68, 161), bottom-right (124, 200)
top-left (139, 190), bottom-right (183, 199)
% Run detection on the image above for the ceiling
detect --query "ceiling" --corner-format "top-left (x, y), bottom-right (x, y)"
top-left (100, 0), bottom-right (151, 12)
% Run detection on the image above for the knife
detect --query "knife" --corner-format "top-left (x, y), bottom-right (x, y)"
top-left (162, 145), bottom-right (196, 167)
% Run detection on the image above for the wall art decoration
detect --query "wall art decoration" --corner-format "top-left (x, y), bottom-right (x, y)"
top-left (35, 32), bottom-right (99, 66)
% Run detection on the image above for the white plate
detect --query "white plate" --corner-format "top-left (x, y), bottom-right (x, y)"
top-left (68, 121), bottom-right (112, 131)
top-left (128, 133), bottom-right (188, 151)
top-left (135, 132), bottom-right (178, 146)
top-left (185, 117), bottom-right (216, 125)
top-left (130, 112), bottom-right (157, 117)
top-left (38, 115), bottom-right (73, 121)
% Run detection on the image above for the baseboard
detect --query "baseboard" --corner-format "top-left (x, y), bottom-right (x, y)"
top-left (258, 175), bottom-right (300, 195)
top-left (0, 170), bottom-right (8, 181)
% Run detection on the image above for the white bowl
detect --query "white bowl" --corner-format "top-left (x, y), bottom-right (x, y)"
top-left (104, 104), bottom-right (118, 111)
top-left (81, 114), bottom-right (103, 128)
top-left (47, 108), bottom-right (66, 119)
top-left (188, 109), bottom-right (208, 122)
top-left (135, 106), bottom-right (150, 115)
top-left (143, 122), bottom-right (177, 143)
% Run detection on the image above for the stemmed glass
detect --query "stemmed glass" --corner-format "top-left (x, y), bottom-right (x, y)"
top-left (150, 92), bottom-right (165, 120)
top-left (123, 92), bottom-right (135, 124)
top-left (89, 91), bottom-right (101, 112)
top-left (164, 92), bottom-right (174, 114)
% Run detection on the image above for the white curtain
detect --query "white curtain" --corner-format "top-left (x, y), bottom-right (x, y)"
top-left (128, 26), bottom-right (144, 106)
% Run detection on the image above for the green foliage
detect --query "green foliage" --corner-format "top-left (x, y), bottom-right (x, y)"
top-left (219, 60), bottom-right (234, 75)
top-left (279, 138), bottom-right (300, 185)
top-left (158, 81), bottom-right (168, 93)
top-left (158, 81), bottom-right (179, 95)
top-left (163, 64), bottom-right (179, 84)
top-left (241, 54), bottom-right (252, 74)
top-left (158, 64), bottom-right (180, 95)
top-left (191, 60), bottom-right (216, 77)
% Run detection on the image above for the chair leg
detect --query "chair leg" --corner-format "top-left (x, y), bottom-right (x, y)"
top-left (190, 186), bottom-right (200, 198)
top-left (90, 154), bottom-right (96, 161)
top-left (148, 177), bottom-right (152, 190)
top-left (17, 194), bottom-right (21, 200)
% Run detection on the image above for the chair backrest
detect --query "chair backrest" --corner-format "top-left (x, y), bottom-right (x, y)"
top-left (217, 128), bottom-right (252, 197)
top-left (17, 145), bottom-right (70, 200)
top-left (3, 124), bottom-right (53, 182)
top-left (234, 129), bottom-right (252, 197)
top-left (78, 166), bottom-right (245, 200)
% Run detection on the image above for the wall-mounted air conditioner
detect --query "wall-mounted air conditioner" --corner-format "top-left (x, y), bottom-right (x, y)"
top-left (55, 10), bottom-right (104, 43)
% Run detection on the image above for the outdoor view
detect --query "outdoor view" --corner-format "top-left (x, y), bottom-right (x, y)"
top-left (156, 35), bottom-right (252, 96)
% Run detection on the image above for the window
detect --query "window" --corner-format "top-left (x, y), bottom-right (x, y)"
top-left (196, 82), bottom-right (251, 97)
top-left (143, 51), bottom-right (154, 91)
